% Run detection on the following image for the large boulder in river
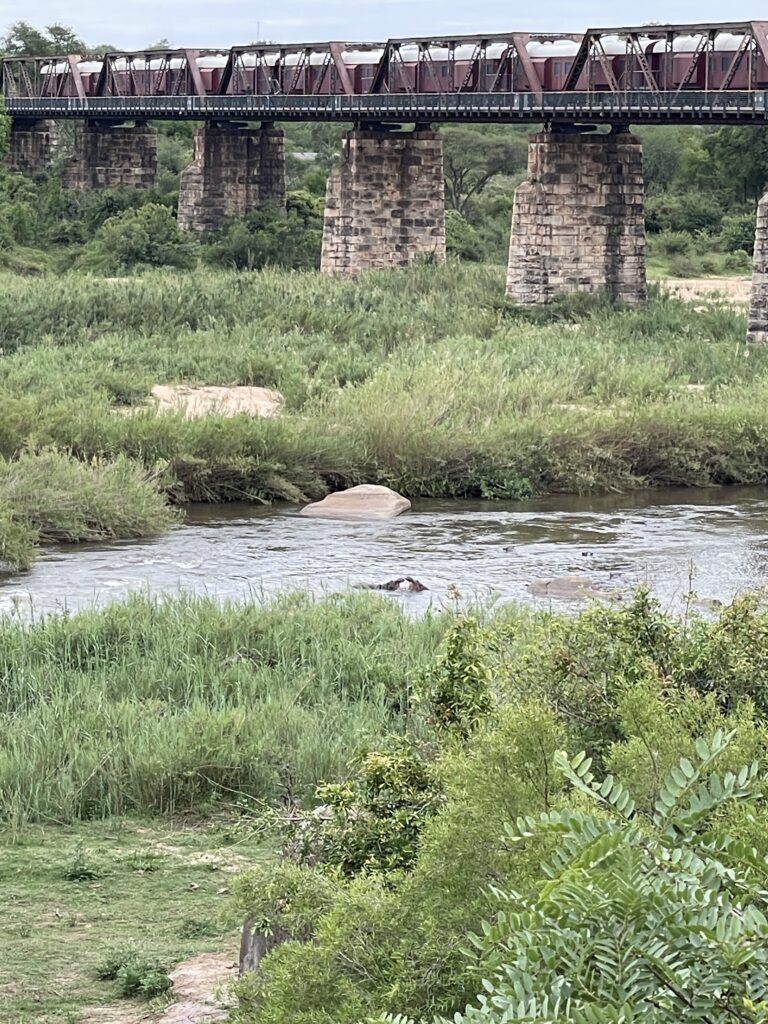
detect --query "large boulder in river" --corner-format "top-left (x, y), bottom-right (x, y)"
top-left (151, 385), bottom-right (283, 419)
top-left (300, 485), bottom-right (411, 521)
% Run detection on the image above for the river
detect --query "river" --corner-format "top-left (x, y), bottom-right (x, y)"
top-left (2, 487), bottom-right (768, 618)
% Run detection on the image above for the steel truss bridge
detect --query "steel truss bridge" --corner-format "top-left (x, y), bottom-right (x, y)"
top-left (4, 21), bottom-right (768, 126)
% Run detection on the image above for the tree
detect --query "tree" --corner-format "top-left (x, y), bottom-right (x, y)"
top-left (0, 104), bottom-right (10, 159)
top-left (1, 22), bottom-right (86, 56)
top-left (441, 127), bottom-right (528, 219)
top-left (703, 127), bottom-right (768, 205)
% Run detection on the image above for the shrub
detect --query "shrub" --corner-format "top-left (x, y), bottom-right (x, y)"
top-left (719, 209), bottom-right (757, 253)
top-left (285, 737), bottom-right (442, 878)
top-left (415, 616), bottom-right (495, 737)
top-left (206, 192), bottom-right (323, 271)
top-left (645, 192), bottom-right (724, 234)
top-left (81, 203), bottom-right (197, 272)
top-left (653, 229), bottom-right (694, 257)
top-left (96, 944), bottom-right (172, 1000)
top-left (446, 733), bottom-right (767, 1024)
top-left (446, 210), bottom-right (485, 262)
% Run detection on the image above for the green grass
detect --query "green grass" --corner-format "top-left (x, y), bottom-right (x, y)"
top-left (0, 450), bottom-right (177, 570)
top-left (0, 816), bottom-right (271, 1023)
top-left (0, 591), bottom-right (445, 832)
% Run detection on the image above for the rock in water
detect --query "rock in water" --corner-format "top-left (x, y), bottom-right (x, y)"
top-left (299, 485), bottom-right (411, 521)
top-left (358, 577), bottom-right (428, 592)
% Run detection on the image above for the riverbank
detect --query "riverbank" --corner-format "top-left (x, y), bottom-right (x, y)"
top-left (0, 263), bottom-right (765, 569)
top-left (5, 587), bottom-right (768, 1022)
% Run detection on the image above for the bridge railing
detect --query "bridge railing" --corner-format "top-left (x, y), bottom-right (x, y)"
top-left (5, 89), bottom-right (768, 123)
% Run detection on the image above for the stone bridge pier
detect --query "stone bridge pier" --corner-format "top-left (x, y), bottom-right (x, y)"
top-left (7, 119), bottom-right (60, 174)
top-left (177, 122), bottom-right (286, 235)
top-left (62, 121), bottom-right (158, 190)
top-left (320, 128), bottom-right (446, 274)
top-left (748, 193), bottom-right (768, 342)
top-left (506, 129), bottom-right (646, 305)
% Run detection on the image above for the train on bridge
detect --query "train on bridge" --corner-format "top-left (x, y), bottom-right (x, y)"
top-left (6, 22), bottom-right (768, 101)
top-left (37, 35), bottom-right (767, 97)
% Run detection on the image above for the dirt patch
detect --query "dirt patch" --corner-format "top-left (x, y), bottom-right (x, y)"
top-left (662, 276), bottom-right (751, 304)
top-left (150, 385), bottom-right (283, 420)
top-left (79, 952), bottom-right (237, 1024)
top-left (162, 952), bottom-right (237, 1023)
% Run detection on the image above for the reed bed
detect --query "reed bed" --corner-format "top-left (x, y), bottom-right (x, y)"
top-left (0, 591), bottom-right (445, 830)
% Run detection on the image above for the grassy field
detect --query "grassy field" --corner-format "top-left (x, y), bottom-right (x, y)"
top-left (0, 591), bottom-right (443, 833)
top-left (0, 262), bottom-right (765, 568)
top-left (0, 816), bottom-right (270, 1023)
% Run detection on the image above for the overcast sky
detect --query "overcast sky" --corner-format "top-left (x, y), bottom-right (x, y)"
top-left (0, 0), bottom-right (762, 50)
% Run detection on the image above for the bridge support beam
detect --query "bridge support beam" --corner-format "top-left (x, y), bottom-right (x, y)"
top-left (7, 119), bottom-right (60, 175)
top-left (177, 123), bottom-right (286, 236)
top-left (63, 122), bottom-right (158, 190)
top-left (748, 192), bottom-right (768, 342)
top-left (506, 131), bottom-right (646, 305)
top-left (320, 129), bottom-right (446, 274)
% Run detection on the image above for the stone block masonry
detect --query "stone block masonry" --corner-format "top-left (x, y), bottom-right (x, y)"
top-left (748, 191), bottom-right (768, 342)
top-left (7, 119), bottom-right (59, 174)
top-left (177, 123), bottom-right (286, 235)
top-left (320, 129), bottom-right (446, 274)
top-left (62, 122), bottom-right (158, 190)
top-left (506, 131), bottom-right (646, 305)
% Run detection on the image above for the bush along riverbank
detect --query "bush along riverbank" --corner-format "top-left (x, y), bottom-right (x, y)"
top-left (0, 262), bottom-right (766, 567)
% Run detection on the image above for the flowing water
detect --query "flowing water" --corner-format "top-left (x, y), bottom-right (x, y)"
top-left (4, 487), bottom-right (768, 618)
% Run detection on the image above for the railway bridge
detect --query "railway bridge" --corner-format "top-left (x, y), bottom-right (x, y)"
top-left (5, 20), bottom-right (768, 337)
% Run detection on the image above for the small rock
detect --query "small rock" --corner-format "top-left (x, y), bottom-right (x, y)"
top-left (299, 485), bottom-right (411, 521)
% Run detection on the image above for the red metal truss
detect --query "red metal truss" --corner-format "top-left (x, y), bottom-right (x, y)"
top-left (219, 41), bottom-right (381, 97)
top-left (370, 32), bottom-right (580, 97)
top-left (562, 21), bottom-right (768, 93)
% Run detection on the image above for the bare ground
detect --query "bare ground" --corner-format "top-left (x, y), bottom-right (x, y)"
top-left (80, 951), bottom-right (237, 1024)
top-left (661, 276), bottom-right (751, 304)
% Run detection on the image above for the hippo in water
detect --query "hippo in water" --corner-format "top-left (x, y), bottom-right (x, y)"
top-left (358, 576), bottom-right (429, 593)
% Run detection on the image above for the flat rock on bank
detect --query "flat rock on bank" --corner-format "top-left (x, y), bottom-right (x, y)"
top-left (151, 385), bottom-right (283, 419)
top-left (300, 484), bottom-right (411, 520)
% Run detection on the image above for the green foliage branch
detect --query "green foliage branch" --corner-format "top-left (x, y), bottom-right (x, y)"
top-left (448, 731), bottom-right (767, 1023)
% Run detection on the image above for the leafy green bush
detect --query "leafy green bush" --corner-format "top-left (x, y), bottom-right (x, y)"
top-left (96, 944), bottom-right (171, 1000)
top-left (719, 210), bottom-right (757, 254)
top-left (446, 210), bottom-right (485, 262)
top-left (653, 230), bottom-right (694, 257)
top-left (233, 861), bottom-right (341, 941)
top-left (206, 191), bottom-right (323, 271)
top-left (285, 738), bottom-right (441, 878)
top-left (645, 192), bottom-right (724, 235)
top-left (445, 733), bottom-right (767, 1024)
top-left (81, 203), bottom-right (197, 272)
top-left (415, 616), bottom-right (495, 736)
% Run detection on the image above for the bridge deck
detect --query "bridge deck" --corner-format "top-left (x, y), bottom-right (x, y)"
top-left (6, 91), bottom-right (768, 125)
